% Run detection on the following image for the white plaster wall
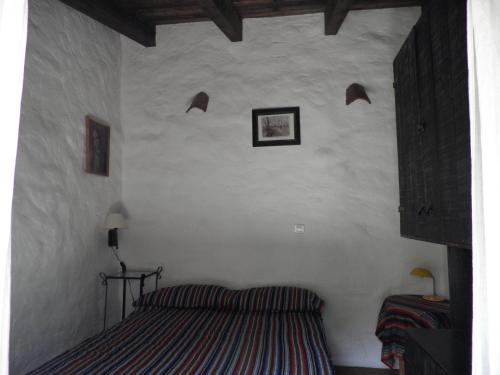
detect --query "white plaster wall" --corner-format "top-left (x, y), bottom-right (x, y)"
top-left (120, 9), bottom-right (449, 368)
top-left (10, 1), bottom-right (122, 373)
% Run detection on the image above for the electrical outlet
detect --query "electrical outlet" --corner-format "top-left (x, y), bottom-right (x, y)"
top-left (294, 224), bottom-right (305, 233)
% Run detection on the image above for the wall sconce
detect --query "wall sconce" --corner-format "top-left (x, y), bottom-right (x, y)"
top-left (410, 267), bottom-right (445, 302)
top-left (346, 83), bottom-right (371, 105)
top-left (186, 92), bottom-right (209, 113)
top-left (105, 213), bottom-right (127, 272)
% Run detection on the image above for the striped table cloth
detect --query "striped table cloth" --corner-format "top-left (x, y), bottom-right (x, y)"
top-left (375, 294), bottom-right (451, 368)
top-left (30, 286), bottom-right (334, 374)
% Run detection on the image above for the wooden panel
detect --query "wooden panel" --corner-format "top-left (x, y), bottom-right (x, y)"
top-left (60, 0), bottom-right (424, 42)
top-left (58, 0), bottom-right (156, 47)
top-left (133, 6), bottom-right (209, 24)
top-left (236, 1), bottom-right (326, 18)
top-left (117, 0), bottom-right (199, 9)
top-left (405, 339), bottom-right (447, 375)
top-left (324, 0), bottom-right (353, 35)
top-left (427, 0), bottom-right (456, 245)
top-left (394, 28), bottom-right (420, 238)
top-left (425, 0), bottom-right (471, 247)
top-left (446, 0), bottom-right (471, 247)
top-left (412, 10), bottom-right (442, 242)
top-left (351, 0), bottom-right (420, 10)
top-left (447, 247), bottom-right (472, 374)
top-left (393, 0), bottom-right (470, 245)
top-left (405, 330), bottom-right (469, 375)
top-left (447, 246), bottom-right (472, 333)
top-left (394, 19), bottom-right (444, 242)
top-left (153, 16), bottom-right (211, 25)
top-left (199, 0), bottom-right (243, 41)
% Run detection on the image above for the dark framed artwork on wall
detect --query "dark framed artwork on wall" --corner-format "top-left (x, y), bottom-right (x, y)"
top-left (252, 107), bottom-right (301, 147)
top-left (85, 116), bottom-right (110, 176)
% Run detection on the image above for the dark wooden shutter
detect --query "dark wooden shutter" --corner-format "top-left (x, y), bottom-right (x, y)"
top-left (446, 0), bottom-right (471, 247)
top-left (393, 0), bottom-right (471, 246)
top-left (394, 28), bottom-right (420, 238)
top-left (413, 12), bottom-right (442, 242)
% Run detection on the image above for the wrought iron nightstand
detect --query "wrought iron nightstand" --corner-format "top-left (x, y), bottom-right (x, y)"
top-left (99, 266), bottom-right (163, 329)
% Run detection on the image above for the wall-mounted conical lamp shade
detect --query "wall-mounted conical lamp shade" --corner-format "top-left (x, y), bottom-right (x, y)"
top-left (346, 83), bottom-right (371, 105)
top-left (186, 92), bottom-right (209, 113)
top-left (104, 213), bottom-right (126, 229)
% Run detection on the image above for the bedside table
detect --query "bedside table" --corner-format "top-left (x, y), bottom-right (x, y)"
top-left (375, 295), bottom-right (451, 372)
top-left (99, 266), bottom-right (163, 329)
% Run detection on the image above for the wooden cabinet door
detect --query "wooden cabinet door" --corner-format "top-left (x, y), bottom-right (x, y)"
top-left (445, 0), bottom-right (471, 247)
top-left (405, 336), bottom-right (447, 375)
top-left (427, 0), bottom-right (471, 247)
top-left (394, 0), bottom-right (471, 246)
top-left (413, 12), bottom-right (442, 242)
top-left (394, 16), bottom-right (442, 243)
top-left (394, 28), bottom-right (421, 238)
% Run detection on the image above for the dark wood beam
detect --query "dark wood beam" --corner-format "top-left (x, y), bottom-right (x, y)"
top-left (325, 0), bottom-right (353, 35)
top-left (235, 1), bottom-right (325, 19)
top-left (199, 0), bottom-right (243, 42)
top-left (58, 0), bottom-right (156, 47)
top-left (351, 0), bottom-right (421, 10)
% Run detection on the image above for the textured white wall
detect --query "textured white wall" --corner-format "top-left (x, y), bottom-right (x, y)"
top-left (10, 1), bottom-right (122, 373)
top-left (120, 9), bottom-right (449, 368)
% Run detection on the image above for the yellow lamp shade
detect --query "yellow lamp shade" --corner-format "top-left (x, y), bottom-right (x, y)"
top-left (410, 267), bottom-right (434, 278)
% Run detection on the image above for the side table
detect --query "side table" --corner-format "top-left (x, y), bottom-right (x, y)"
top-left (99, 266), bottom-right (163, 329)
top-left (375, 295), bottom-right (451, 372)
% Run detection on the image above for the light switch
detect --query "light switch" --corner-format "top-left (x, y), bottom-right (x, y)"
top-left (294, 224), bottom-right (305, 233)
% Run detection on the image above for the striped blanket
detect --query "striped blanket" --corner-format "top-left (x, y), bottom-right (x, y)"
top-left (30, 286), bottom-right (334, 374)
top-left (375, 295), bottom-right (451, 368)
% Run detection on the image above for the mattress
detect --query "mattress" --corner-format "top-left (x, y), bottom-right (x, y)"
top-left (29, 285), bottom-right (334, 374)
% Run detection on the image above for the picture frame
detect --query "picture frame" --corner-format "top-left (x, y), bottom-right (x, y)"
top-left (85, 115), bottom-right (110, 176)
top-left (252, 107), bottom-right (301, 147)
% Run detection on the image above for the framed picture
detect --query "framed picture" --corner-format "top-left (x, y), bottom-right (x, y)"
top-left (252, 107), bottom-right (301, 147)
top-left (85, 116), bottom-right (110, 176)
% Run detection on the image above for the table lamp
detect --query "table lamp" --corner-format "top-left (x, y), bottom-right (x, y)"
top-left (105, 213), bottom-right (127, 272)
top-left (410, 267), bottom-right (445, 302)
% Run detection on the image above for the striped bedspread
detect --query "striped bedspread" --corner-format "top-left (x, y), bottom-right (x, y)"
top-left (30, 286), bottom-right (334, 374)
top-left (375, 295), bottom-right (451, 368)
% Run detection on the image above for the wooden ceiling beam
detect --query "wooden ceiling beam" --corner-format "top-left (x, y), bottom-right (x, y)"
top-left (134, 6), bottom-right (203, 18)
top-left (119, 0), bottom-right (199, 11)
top-left (233, 1), bottom-right (323, 18)
top-left (350, 0), bottom-right (421, 10)
top-left (199, 0), bottom-right (243, 41)
top-left (154, 16), bottom-right (211, 25)
top-left (59, 0), bottom-right (422, 44)
top-left (324, 0), bottom-right (353, 35)
top-left (58, 0), bottom-right (156, 47)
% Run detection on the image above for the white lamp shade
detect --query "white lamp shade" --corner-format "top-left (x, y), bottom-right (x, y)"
top-left (104, 213), bottom-right (126, 229)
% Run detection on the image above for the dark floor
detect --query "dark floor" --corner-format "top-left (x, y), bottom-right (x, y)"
top-left (334, 367), bottom-right (398, 375)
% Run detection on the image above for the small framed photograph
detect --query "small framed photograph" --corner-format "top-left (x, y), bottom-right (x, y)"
top-left (252, 107), bottom-right (301, 147)
top-left (85, 116), bottom-right (110, 176)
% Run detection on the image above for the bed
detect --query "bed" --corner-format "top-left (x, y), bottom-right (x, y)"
top-left (29, 285), bottom-right (335, 374)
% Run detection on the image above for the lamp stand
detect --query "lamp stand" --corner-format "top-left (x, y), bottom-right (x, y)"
top-left (108, 228), bottom-right (118, 248)
top-left (423, 276), bottom-right (445, 302)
